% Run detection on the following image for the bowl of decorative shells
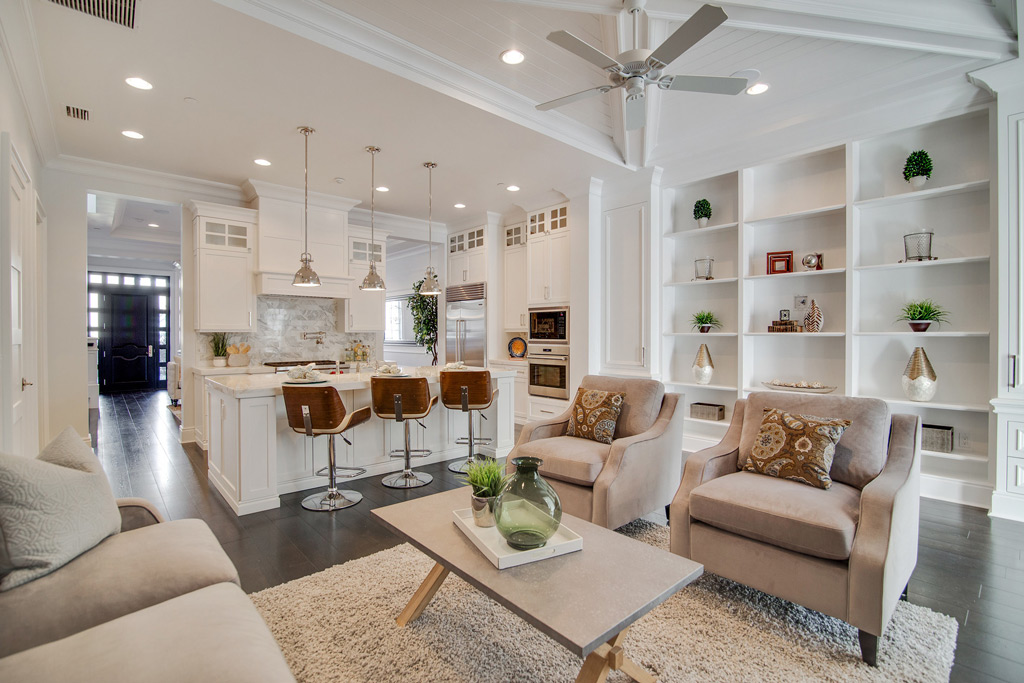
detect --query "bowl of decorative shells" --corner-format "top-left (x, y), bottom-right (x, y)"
top-left (761, 379), bottom-right (837, 394)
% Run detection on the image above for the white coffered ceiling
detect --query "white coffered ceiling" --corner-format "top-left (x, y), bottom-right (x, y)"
top-left (10, 0), bottom-right (1018, 227)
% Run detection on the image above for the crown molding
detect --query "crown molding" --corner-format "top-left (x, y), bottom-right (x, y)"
top-left (969, 56), bottom-right (1024, 96)
top-left (243, 179), bottom-right (361, 211)
top-left (47, 155), bottom-right (246, 203)
top-left (348, 206), bottom-right (446, 242)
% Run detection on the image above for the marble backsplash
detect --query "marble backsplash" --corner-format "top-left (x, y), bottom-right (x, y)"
top-left (197, 296), bottom-right (379, 365)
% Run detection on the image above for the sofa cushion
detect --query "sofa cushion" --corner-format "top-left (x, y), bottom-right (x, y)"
top-left (0, 518), bottom-right (239, 658)
top-left (566, 387), bottom-right (625, 444)
top-left (738, 393), bottom-right (890, 489)
top-left (0, 427), bottom-right (121, 590)
top-left (743, 408), bottom-right (851, 489)
top-left (580, 375), bottom-right (664, 438)
top-left (514, 436), bottom-right (611, 486)
top-left (689, 471), bottom-right (861, 561)
top-left (0, 582), bottom-right (296, 683)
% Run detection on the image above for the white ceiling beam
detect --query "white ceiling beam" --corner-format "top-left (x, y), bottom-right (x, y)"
top-left (211, 0), bottom-right (628, 168)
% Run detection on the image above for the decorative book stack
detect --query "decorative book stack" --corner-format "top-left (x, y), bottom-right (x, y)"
top-left (768, 319), bottom-right (802, 333)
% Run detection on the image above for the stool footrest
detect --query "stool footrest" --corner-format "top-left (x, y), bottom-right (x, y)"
top-left (389, 449), bottom-right (431, 459)
top-left (315, 466), bottom-right (367, 478)
top-left (455, 437), bottom-right (493, 446)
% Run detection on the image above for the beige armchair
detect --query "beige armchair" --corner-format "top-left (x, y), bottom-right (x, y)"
top-left (510, 375), bottom-right (684, 529)
top-left (670, 392), bottom-right (921, 665)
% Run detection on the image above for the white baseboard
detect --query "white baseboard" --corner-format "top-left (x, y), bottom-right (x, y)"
top-left (989, 492), bottom-right (1024, 522)
top-left (179, 426), bottom-right (196, 444)
top-left (920, 474), bottom-right (992, 510)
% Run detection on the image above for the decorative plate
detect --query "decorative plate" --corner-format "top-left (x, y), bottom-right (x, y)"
top-left (283, 378), bottom-right (328, 384)
top-left (508, 336), bottom-right (527, 358)
top-left (761, 381), bottom-right (836, 394)
top-left (374, 373), bottom-right (410, 378)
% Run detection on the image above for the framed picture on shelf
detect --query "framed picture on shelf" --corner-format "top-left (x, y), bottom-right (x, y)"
top-left (779, 309), bottom-right (791, 321)
top-left (767, 251), bottom-right (794, 274)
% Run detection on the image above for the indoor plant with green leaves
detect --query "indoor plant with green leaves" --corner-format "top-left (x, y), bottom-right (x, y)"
top-left (896, 299), bottom-right (949, 332)
top-left (693, 198), bottom-right (712, 228)
top-left (210, 332), bottom-right (229, 367)
top-left (691, 310), bottom-right (723, 333)
top-left (407, 279), bottom-right (439, 365)
top-left (903, 150), bottom-right (933, 189)
top-left (457, 458), bottom-right (510, 527)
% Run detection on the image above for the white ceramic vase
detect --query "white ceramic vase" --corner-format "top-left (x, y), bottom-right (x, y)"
top-left (697, 217), bottom-right (709, 228)
top-left (910, 176), bottom-right (927, 190)
top-left (212, 356), bottom-right (227, 367)
top-left (901, 347), bottom-right (937, 402)
top-left (692, 344), bottom-right (714, 385)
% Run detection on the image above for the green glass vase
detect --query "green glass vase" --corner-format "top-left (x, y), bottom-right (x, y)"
top-left (494, 456), bottom-right (562, 550)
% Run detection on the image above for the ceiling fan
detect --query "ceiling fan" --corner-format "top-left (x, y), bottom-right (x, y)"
top-left (537, 1), bottom-right (749, 131)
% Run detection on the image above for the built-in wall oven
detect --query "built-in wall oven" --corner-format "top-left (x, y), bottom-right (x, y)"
top-left (528, 307), bottom-right (568, 345)
top-left (527, 343), bottom-right (569, 399)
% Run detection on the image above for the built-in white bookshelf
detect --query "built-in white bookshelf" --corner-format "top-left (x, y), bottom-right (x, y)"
top-left (660, 109), bottom-right (994, 506)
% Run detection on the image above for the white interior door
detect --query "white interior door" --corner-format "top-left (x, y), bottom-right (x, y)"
top-left (602, 203), bottom-right (648, 375)
top-left (1, 133), bottom-right (36, 456)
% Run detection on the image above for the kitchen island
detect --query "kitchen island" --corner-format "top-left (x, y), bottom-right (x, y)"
top-left (203, 366), bottom-right (516, 515)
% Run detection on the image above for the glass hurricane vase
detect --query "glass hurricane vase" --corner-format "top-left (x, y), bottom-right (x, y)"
top-left (494, 457), bottom-right (562, 550)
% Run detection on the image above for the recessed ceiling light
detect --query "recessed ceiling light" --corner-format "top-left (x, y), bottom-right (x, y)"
top-left (376, 186), bottom-right (389, 192)
top-left (454, 203), bottom-right (466, 209)
top-left (334, 177), bottom-right (345, 184)
top-left (506, 185), bottom-right (520, 192)
top-left (746, 83), bottom-right (770, 95)
top-left (148, 223), bottom-right (159, 228)
top-left (254, 158), bottom-right (271, 166)
top-left (501, 49), bottom-right (525, 65)
top-left (121, 130), bottom-right (144, 139)
top-left (125, 77), bottom-right (152, 90)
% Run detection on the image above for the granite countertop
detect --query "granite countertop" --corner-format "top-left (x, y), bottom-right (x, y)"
top-left (192, 364), bottom-right (276, 376)
top-left (205, 365), bottom-right (516, 399)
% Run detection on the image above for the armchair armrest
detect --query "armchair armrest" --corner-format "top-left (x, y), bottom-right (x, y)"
top-left (515, 406), bottom-right (572, 446)
top-left (117, 498), bottom-right (165, 531)
top-left (593, 393), bottom-right (685, 529)
top-left (848, 413), bottom-right (921, 636)
top-left (668, 399), bottom-right (746, 557)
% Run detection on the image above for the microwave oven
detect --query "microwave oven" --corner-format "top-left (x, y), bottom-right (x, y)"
top-left (528, 307), bottom-right (568, 345)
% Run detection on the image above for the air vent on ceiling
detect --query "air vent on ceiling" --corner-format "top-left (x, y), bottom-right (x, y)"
top-left (65, 106), bottom-right (89, 121)
top-left (48, 0), bottom-right (136, 29)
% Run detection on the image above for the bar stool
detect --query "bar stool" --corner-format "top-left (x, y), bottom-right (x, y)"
top-left (441, 370), bottom-right (498, 473)
top-left (282, 385), bottom-right (370, 511)
top-left (371, 376), bottom-right (438, 489)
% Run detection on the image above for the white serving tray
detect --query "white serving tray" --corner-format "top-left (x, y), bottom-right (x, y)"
top-left (452, 504), bottom-right (583, 570)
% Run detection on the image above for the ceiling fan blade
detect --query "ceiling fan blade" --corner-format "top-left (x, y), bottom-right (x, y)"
top-left (547, 30), bottom-right (622, 71)
top-left (648, 4), bottom-right (727, 69)
top-left (536, 86), bottom-right (610, 111)
top-left (664, 74), bottom-right (748, 95)
top-left (624, 94), bottom-right (646, 131)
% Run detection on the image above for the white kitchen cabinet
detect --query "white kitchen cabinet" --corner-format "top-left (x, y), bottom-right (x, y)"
top-left (448, 226), bottom-right (486, 284)
top-left (528, 396), bottom-right (568, 421)
top-left (527, 237), bottom-right (549, 305)
top-left (490, 360), bottom-right (529, 424)
top-left (190, 204), bottom-right (256, 333)
top-left (602, 203), bottom-right (649, 375)
top-left (526, 204), bottom-right (570, 306)
top-left (339, 235), bottom-right (386, 332)
top-left (503, 245), bottom-right (528, 330)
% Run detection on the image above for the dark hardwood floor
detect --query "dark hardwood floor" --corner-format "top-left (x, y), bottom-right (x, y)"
top-left (93, 390), bottom-right (1024, 682)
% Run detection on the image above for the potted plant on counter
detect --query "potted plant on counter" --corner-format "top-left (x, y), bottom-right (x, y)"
top-left (691, 310), bottom-right (723, 333)
top-left (457, 459), bottom-right (509, 527)
top-left (693, 198), bottom-right (712, 228)
top-left (896, 299), bottom-right (949, 332)
top-left (408, 279), bottom-right (439, 365)
top-left (903, 150), bottom-right (933, 190)
top-left (210, 332), bottom-right (229, 367)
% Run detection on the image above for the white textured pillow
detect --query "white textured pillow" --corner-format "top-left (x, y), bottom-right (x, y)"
top-left (0, 427), bottom-right (121, 591)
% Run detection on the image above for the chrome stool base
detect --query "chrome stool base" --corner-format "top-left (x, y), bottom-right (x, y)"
top-left (382, 469), bottom-right (433, 489)
top-left (447, 454), bottom-right (494, 473)
top-left (301, 488), bottom-right (363, 512)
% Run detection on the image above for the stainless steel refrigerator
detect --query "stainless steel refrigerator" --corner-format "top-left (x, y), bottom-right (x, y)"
top-left (445, 284), bottom-right (486, 366)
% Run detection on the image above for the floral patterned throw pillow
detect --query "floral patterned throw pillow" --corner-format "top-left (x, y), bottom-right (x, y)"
top-left (743, 408), bottom-right (851, 489)
top-left (566, 388), bottom-right (625, 444)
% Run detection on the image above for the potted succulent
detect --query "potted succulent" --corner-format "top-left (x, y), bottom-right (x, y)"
top-left (210, 332), bottom-right (229, 367)
top-left (896, 299), bottom-right (949, 332)
top-left (693, 198), bottom-right (712, 228)
top-left (903, 150), bottom-right (933, 190)
top-left (457, 458), bottom-right (509, 527)
top-left (690, 310), bottom-right (723, 333)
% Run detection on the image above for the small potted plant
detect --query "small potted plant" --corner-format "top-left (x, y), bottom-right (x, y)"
top-left (896, 299), bottom-right (949, 332)
top-left (693, 198), bottom-right (712, 228)
top-left (903, 150), bottom-right (933, 190)
top-left (457, 458), bottom-right (509, 527)
top-left (690, 310), bottom-right (723, 333)
top-left (210, 332), bottom-right (229, 367)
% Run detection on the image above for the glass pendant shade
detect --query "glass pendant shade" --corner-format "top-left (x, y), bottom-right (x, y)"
top-left (420, 266), bottom-right (441, 296)
top-left (361, 146), bottom-right (386, 291)
top-left (422, 161), bottom-right (442, 296)
top-left (360, 261), bottom-right (386, 291)
top-left (293, 126), bottom-right (321, 288)
top-left (292, 255), bottom-right (320, 287)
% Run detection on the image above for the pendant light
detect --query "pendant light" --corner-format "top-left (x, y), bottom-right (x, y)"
top-left (292, 126), bottom-right (321, 287)
top-left (360, 146), bottom-right (386, 291)
top-left (419, 162), bottom-right (441, 296)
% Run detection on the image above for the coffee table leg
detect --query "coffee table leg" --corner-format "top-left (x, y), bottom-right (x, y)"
top-left (396, 562), bottom-right (451, 627)
top-left (574, 626), bottom-right (656, 683)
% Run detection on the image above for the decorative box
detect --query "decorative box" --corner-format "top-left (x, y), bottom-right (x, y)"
top-left (768, 320), bottom-right (801, 333)
top-left (921, 424), bottom-right (954, 453)
top-left (690, 402), bottom-right (726, 421)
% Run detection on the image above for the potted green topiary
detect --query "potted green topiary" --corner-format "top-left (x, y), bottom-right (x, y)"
top-left (210, 332), bottom-right (229, 367)
top-left (690, 310), bottom-right (723, 333)
top-left (457, 458), bottom-right (510, 527)
top-left (693, 198), bottom-right (712, 228)
top-left (896, 299), bottom-right (949, 332)
top-left (903, 150), bottom-right (933, 190)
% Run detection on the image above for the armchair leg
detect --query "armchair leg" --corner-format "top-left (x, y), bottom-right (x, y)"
top-left (665, 504), bottom-right (671, 526)
top-left (900, 583), bottom-right (909, 601)
top-left (858, 630), bottom-right (878, 667)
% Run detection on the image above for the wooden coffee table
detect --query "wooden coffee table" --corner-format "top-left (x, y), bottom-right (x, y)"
top-left (372, 487), bottom-right (703, 682)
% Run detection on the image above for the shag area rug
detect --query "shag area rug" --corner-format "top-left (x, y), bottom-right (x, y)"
top-left (251, 520), bottom-right (957, 682)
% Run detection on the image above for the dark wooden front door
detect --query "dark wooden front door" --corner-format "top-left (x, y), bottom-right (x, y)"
top-left (102, 292), bottom-right (157, 392)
